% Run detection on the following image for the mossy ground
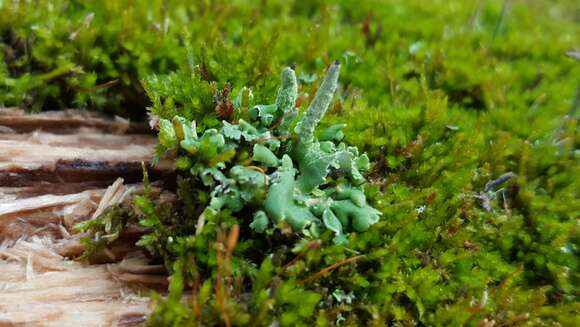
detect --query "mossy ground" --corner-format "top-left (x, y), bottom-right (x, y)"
top-left (1, 0), bottom-right (579, 326)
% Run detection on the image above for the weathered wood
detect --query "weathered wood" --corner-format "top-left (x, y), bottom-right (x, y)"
top-left (0, 108), bottom-right (151, 134)
top-left (0, 181), bottom-right (162, 326)
top-left (0, 238), bottom-right (155, 326)
top-left (0, 239), bottom-right (150, 326)
top-left (0, 109), bottom-right (171, 326)
top-left (0, 131), bottom-right (173, 187)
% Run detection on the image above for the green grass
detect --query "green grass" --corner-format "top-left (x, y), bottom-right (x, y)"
top-left (1, 0), bottom-right (579, 326)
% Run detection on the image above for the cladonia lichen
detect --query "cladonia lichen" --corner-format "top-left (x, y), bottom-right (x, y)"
top-left (158, 63), bottom-right (380, 243)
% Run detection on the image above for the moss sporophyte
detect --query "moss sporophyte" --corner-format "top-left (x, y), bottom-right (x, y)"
top-left (156, 63), bottom-right (380, 244)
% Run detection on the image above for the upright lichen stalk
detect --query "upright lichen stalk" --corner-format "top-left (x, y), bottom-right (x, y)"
top-left (296, 61), bottom-right (340, 141)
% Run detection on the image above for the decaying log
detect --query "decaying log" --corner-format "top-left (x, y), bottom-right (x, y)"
top-left (0, 239), bottom-right (150, 326)
top-left (0, 180), bottom-right (169, 326)
top-left (0, 132), bottom-right (173, 187)
top-left (0, 109), bottom-right (173, 326)
top-left (0, 107), bottom-right (173, 189)
top-left (0, 108), bottom-right (150, 134)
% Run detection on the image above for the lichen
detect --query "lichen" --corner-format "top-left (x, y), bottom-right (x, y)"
top-left (157, 64), bottom-right (380, 243)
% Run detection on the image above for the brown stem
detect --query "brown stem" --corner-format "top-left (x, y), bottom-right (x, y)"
top-left (300, 254), bottom-right (364, 284)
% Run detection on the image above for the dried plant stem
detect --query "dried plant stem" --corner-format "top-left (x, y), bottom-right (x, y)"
top-left (300, 254), bottom-right (364, 284)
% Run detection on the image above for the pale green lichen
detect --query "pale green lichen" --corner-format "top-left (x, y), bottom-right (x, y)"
top-left (264, 155), bottom-right (319, 234)
top-left (252, 144), bottom-right (280, 167)
top-left (295, 61), bottom-right (341, 141)
top-left (158, 64), bottom-right (380, 243)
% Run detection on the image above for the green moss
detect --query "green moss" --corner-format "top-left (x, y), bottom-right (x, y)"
top-left (5, 0), bottom-right (579, 326)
